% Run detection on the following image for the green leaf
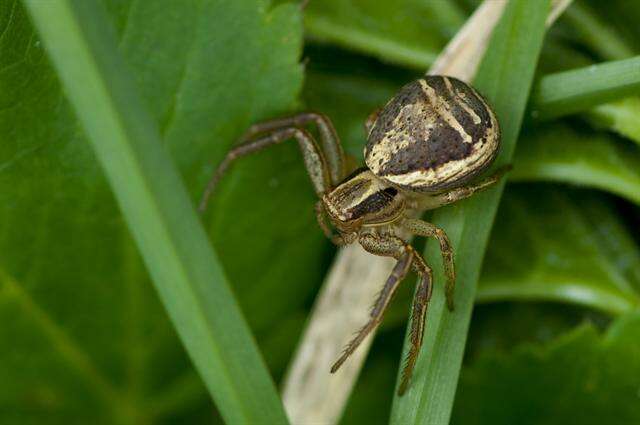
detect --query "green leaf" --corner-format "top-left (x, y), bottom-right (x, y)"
top-left (304, 0), bottom-right (465, 69)
top-left (531, 55), bottom-right (640, 120)
top-left (3, 0), bottom-right (304, 422)
top-left (583, 0), bottom-right (640, 52)
top-left (531, 3), bottom-right (640, 150)
top-left (511, 124), bottom-right (640, 206)
top-left (464, 303), bottom-right (608, 363)
top-left (588, 97), bottom-right (640, 148)
top-left (561, 1), bottom-right (636, 61)
top-left (391, 1), bottom-right (551, 423)
top-left (452, 311), bottom-right (640, 425)
top-left (478, 186), bottom-right (640, 314)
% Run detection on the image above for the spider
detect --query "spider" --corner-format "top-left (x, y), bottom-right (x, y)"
top-left (199, 75), bottom-right (508, 395)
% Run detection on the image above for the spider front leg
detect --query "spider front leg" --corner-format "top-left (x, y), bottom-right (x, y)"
top-left (199, 126), bottom-right (333, 212)
top-left (331, 233), bottom-right (433, 395)
top-left (399, 253), bottom-right (433, 395)
top-left (234, 112), bottom-right (345, 185)
top-left (364, 108), bottom-right (381, 136)
top-left (420, 165), bottom-right (512, 210)
top-left (330, 236), bottom-right (414, 373)
top-left (402, 218), bottom-right (455, 311)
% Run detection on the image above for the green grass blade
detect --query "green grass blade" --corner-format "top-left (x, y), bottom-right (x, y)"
top-left (531, 55), bottom-right (640, 120)
top-left (22, 1), bottom-right (288, 423)
top-left (562, 1), bottom-right (635, 61)
top-left (390, 1), bottom-right (550, 423)
top-left (589, 97), bottom-right (640, 147)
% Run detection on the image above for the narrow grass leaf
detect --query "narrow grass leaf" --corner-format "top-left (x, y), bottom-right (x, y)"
top-left (390, 1), bottom-right (550, 424)
top-left (531, 55), bottom-right (640, 120)
top-left (23, 1), bottom-right (288, 423)
top-left (562, 2), bottom-right (635, 61)
top-left (589, 97), bottom-right (640, 147)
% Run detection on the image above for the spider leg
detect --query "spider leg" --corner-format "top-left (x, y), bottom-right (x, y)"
top-left (364, 107), bottom-right (381, 136)
top-left (330, 234), bottom-right (414, 373)
top-left (235, 112), bottom-right (345, 185)
top-left (420, 165), bottom-right (512, 210)
top-left (199, 127), bottom-right (331, 212)
top-left (402, 218), bottom-right (455, 311)
top-left (398, 253), bottom-right (433, 395)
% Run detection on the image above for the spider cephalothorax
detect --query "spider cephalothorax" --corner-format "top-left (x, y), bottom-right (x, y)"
top-left (200, 75), bottom-right (507, 395)
top-left (322, 169), bottom-right (404, 229)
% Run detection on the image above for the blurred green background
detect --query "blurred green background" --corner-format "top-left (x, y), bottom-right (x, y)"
top-left (1, 0), bottom-right (640, 423)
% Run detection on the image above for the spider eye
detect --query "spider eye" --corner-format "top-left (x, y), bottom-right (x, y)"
top-left (383, 187), bottom-right (398, 197)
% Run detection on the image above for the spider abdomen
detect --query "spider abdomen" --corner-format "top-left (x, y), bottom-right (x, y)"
top-left (364, 76), bottom-right (500, 193)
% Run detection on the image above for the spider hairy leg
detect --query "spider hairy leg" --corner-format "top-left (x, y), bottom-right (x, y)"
top-left (330, 235), bottom-right (415, 373)
top-left (236, 112), bottom-right (345, 185)
top-left (351, 234), bottom-right (434, 395)
top-left (330, 241), bottom-right (413, 374)
top-left (364, 108), bottom-right (381, 136)
top-left (421, 165), bottom-right (512, 210)
top-left (398, 253), bottom-right (433, 395)
top-left (198, 127), bottom-right (331, 212)
top-left (402, 218), bottom-right (455, 311)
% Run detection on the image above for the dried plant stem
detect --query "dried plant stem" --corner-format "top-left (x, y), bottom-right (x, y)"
top-left (282, 245), bottom-right (395, 424)
top-left (282, 1), bottom-right (572, 424)
top-left (428, 0), bottom-right (508, 81)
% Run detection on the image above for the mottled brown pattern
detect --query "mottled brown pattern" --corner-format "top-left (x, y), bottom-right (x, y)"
top-left (449, 77), bottom-right (493, 129)
top-left (379, 116), bottom-right (472, 177)
top-left (364, 76), bottom-right (499, 190)
top-left (367, 81), bottom-right (424, 146)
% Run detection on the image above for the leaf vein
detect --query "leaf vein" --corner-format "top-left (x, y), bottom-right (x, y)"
top-left (0, 267), bottom-right (140, 423)
top-left (0, 0), bottom-right (18, 45)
